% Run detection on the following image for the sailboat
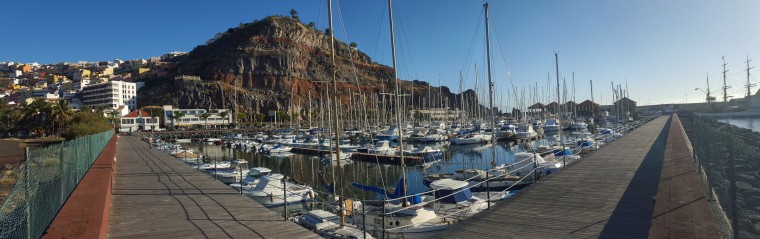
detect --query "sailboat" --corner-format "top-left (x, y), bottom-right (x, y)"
top-left (295, 1), bottom-right (370, 238)
top-left (359, 3), bottom-right (508, 238)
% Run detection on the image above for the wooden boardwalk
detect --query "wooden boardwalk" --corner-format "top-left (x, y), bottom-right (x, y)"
top-left (648, 114), bottom-right (720, 238)
top-left (107, 136), bottom-right (319, 239)
top-left (435, 115), bottom-right (717, 238)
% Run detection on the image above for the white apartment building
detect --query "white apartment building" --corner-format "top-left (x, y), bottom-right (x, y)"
top-left (72, 79), bottom-right (90, 91)
top-left (162, 105), bottom-right (231, 129)
top-left (81, 80), bottom-right (137, 110)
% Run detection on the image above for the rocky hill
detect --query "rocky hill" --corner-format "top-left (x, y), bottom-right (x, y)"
top-left (138, 15), bottom-right (485, 123)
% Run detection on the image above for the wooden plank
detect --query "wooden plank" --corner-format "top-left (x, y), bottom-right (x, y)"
top-left (107, 136), bottom-right (319, 239)
top-left (436, 116), bottom-right (670, 238)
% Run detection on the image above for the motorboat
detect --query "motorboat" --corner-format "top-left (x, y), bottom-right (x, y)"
top-left (362, 140), bottom-right (396, 155)
top-left (449, 133), bottom-right (490, 145)
top-left (216, 160), bottom-right (250, 184)
top-left (515, 123), bottom-right (538, 139)
top-left (197, 161), bottom-right (232, 171)
top-left (321, 152), bottom-right (353, 165)
top-left (543, 119), bottom-right (561, 134)
top-left (295, 210), bottom-right (374, 239)
top-left (247, 174), bottom-right (317, 206)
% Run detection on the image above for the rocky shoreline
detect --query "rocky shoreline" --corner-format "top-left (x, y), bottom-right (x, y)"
top-left (680, 113), bottom-right (760, 238)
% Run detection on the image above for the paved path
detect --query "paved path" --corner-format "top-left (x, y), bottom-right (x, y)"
top-left (435, 116), bottom-right (717, 238)
top-left (107, 136), bottom-right (319, 239)
top-left (648, 114), bottom-right (721, 238)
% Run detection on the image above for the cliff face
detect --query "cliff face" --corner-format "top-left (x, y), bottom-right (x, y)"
top-left (139, 16), bottom-right (484, 121)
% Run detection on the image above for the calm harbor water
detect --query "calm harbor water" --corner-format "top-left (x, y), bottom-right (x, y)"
top-left (181, 141), bottom-right (531, 200)
top-left (178, 133), bottom-right (575, 214)
top-left (715, 117), bottom-right (760, 133)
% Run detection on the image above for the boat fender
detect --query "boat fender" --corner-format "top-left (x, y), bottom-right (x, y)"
top-left (308, 190), bottom-right (314, 199)
top-left (269, 193), bottom-right (274, 202)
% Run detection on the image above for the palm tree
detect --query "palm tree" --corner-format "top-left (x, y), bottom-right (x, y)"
top-left (95, 106), bottom-right (108, 116)
top-left (105, 109), bottom-right (121, 131)
top-left (0, 99), bottom-right (20, 136)
top-left (200, 112), bottom-right (211, 129)
top-left (24, 99), bottom-right (51, 137)
top-left (218, 111), bottom-right (229, 128)
top-left (172, 111), bottom-right (186, 129)
top-left (256, 113), bottom-right (265, 126)
top-left (50, 100), bottom-right (73, 136)
top-left (236, 112), bottom-right (246, 128)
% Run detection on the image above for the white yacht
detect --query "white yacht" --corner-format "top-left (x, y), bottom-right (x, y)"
top-left (449, 133), bottom-right (491, 145)
top-left (543, 119), bottom-right (561, 133)
top-left (295, 210), bottom-right (374, 239)
top-left (365, 140), bottom-right (396, 155)
top-left (247, 174), bottom-right (316, 206)
top-left (515, 123), bottom-right (538, 139)
top-left (216, 160), bottom-right (250, 184)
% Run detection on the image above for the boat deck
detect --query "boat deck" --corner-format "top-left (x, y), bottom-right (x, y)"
top-left (107, 136), bottom-right (320, 239)
top-left (434, 115), bottom-right (720, 238)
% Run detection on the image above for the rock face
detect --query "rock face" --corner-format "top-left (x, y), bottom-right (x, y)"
top-left (139, 16), bottom-right (485, 121)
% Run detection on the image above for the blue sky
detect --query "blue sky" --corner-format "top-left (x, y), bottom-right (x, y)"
top-left (2, 0), bottom-right (760, 107)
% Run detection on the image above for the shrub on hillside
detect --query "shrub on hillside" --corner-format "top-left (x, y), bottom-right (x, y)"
top-left (61, 112), bottom-right (113, 140)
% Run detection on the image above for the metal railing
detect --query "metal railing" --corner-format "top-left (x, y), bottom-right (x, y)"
top-left (682, 113), bottom-right (760, 239)
top-left (0, 130), bottom-right (114, 239)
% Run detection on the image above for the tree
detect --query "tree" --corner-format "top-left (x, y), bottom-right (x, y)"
top-left (62, 111), bottom-right (113, 140)
top-left (23, 99), bottom-right (51, 137)
top-left (200, 112), bottom-right (211, 129)
top-left (50, 100), bottom-right (73, 136)
top-left (106, 109), bottom-right (120, 131)
top-left (307, 22), bottom-right (315, 29)
top-left (146, 107), bottom-right (164, 128)
top-left (0, 99), bottom-right (20, 136)
top-left (290, 9), bottom-right (299, 19)
top-left (172, 111), bottom-right (186, 129)
top-left (256, 113), bottom-right (265, 126)
top-left (276, 110), bottom-right (290, 122)
top-left (218, 111), bottom-right (229, 128)
top-left (350, 42), bottom-right (358, 48)
top-left (236, 112), bottom-right (247, 128)
top-left (325, 28), bottom-right (331, 35)
top-left (291, 112), bottom-right (301, 127)
top-left (95, 106), bottom-right (108, 116)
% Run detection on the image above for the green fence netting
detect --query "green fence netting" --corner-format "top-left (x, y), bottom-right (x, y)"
top-left (0, 130), bottom-right (113, 239)
top-left (682, 114), bottom-right (760, 239)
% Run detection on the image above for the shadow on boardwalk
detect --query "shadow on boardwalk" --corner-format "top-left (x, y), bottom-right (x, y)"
top-left (107, 136), bottom-right (319, 239)
top-left (598, 116), bottom-right (671, 237)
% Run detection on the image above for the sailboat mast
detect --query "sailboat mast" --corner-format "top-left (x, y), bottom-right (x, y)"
top-left (387, 0), bottom-right (408, 207)
top-left (484, 2), bottom-right (496, 168)
top-left (474, 64), bottom-right (479, 121)
top-left (555, 53), bottom-right (565, 163)
top-left (572, 72), bottom-right (576, 118)
top-left (590, 80), bottom-right (595, 132)
top-left (327, 0), bottom-right (344, 225)
top-left (459, 71), bottom-right (464, 125)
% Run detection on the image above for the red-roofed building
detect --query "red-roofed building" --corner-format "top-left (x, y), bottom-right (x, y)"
top-left (120, 110), bottom-right (160, 132)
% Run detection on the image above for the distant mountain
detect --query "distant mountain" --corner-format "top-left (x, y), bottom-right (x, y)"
top-left (138, 15), bottom-right (485, 123)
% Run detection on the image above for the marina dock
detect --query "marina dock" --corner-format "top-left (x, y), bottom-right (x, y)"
top-left (107, 136), bottom-right (319, 238)
top-left (435, 115), bottom-right (720, 238)
top-left (350, 153), bottom-right (424, 165)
